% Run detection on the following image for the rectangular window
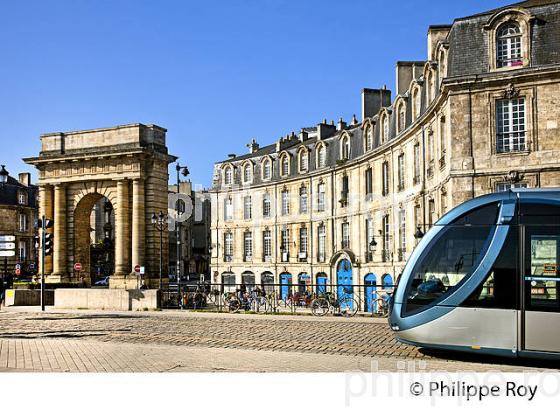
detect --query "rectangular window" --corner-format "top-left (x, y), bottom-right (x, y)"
top-left (496, 182), bottom-right (528, 192)
top-left (282, 190), bottom-right (290, 216)
top-left (366, 218), bottom-right (374, 262)
top-left (299, 186), bottom-right (308, 214)
top-left (243, 231), bottom-right (253, 261)
top-left (397, 154), bottom-right (405, 191)
top-left (428, 199), bottom-right (436, 227)
top-left (224, 232), bottom-right (233, 261)
top-left (18, 192), bottom-right (27, 205)
top-left (413, 143), bottom-right (420, 184)
top-left (318, 183), bottom-right (325, 212)
top-left (243, 196), bottom-right (252, 220)
top-left (342, 222), bottom-right (350, 249)
top-left (18, 240), bottom-right (26, 260)
top-left (341, 175), bottom-right (349, 206)
top-left (263, 195), bottom-right (271, 218)
top-left (299, 227), bottom-right (308, 254)
top-left (382, 214), bottom-right (391, 262)
top-left (281, 228), bottom-right (289, 260)
top-left (263, 230), bottom-right (271, 259)
top-left (382, 161), bottom-right (390, 196)
top-left (365, 168), bottom-right (373, 196)
top-left (414, 205), bottom-right (422, 232)
top-left (497, 98), bottom-right (526, 153)
top-left (224, 198), bottom-right (233, 221)
top-left (399, 209), bottom-right (406, 261)
top-left (19, 213), bottom-right (27, 232)
top-left (318, 225), bottom-right (326, 262)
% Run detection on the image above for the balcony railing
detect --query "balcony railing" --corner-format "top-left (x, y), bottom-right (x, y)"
top-left (397, 183), bottom-right (405, 192)
top-left (439, 152), bottom-right (446, 169)
top-left (317, 253), bottom-right (326, 263)
top-left (365, 251), bottom-right (373, 263)
top-left (427, 166), bottom-right (434, 179)
top-left (413, 175), bottom-right (420, 185)
top-left (298, 252), bottom-right (308, 262)
top-left (381, 249), bottom-right (392, 263)
top-left (243, 255), bottom-right (252, 262)
top-left (397, 248), bottom-right (406, 262)
top-left (223, 255), bottom-right (233, 262)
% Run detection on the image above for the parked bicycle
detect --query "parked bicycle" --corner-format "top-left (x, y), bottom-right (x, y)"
top-left (371, 290), bottom-right (393, 317)
top-left (310, 290), bottom-right (358, 317)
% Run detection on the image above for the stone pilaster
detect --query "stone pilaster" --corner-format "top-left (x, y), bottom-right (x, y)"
top-left (131, 178), bottom-right (145, 272)
top-left (53, 184), bottom-right (66, 277)
top-left (115, 179), bottom-right (130, 276)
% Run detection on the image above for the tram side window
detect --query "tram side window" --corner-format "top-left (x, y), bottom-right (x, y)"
top-left (404, 224), bottom-right (493, 315)
top-left (461, 226), bottom-right (518, 309)
top-left (451, 202), bottom-right (500, 226)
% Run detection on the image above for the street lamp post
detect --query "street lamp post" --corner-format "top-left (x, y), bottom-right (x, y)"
top-left (151, 211), bottom-right (167, 291)
top-left (175, 163), bottom-right (189, 309)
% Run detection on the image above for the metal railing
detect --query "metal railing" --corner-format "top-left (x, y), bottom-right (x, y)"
top-left (160, 282), bottom-right (396, 317)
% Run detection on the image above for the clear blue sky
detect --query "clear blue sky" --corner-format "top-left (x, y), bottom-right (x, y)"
top-left (0, 0), bottom-right (512, 188)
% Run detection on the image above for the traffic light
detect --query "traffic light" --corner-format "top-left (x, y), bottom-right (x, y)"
top-left (44, 233), bottom-right (53, 256)
top-left (38, 218), bottom-right (53, 229)
top-left (34, 235), bottom-right (40, 250)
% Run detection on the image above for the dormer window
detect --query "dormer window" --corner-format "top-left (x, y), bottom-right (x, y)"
top-left (317, 144), bottom-right (326, 168)
top-left (497, 22), bottom-right (522, 68)
top-left (381, 114), bottom-right (389, 143)
top-left (262, 158), bottom-right (272, 180)
top-left (280, 154), bottom-right (290, 177)
top-left (298, 150), bottom-right (308, 173)
top-left (364, 126), bottom-right (373, 152)
top-left (18, 191), bottom-right (28, 205)
top-left (340, 136), bottom-right (350, 160)
top-left (224, 166), bottom-right (233, 185)
top-left (243, 163), bottom-right (252, 183)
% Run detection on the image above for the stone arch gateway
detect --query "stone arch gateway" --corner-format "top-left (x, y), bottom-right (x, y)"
top-left (24, 123), bottom-right (176, 288)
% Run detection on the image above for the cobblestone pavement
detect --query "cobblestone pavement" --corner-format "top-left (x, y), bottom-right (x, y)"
top-left (0, 309), bottom-right (557, 372)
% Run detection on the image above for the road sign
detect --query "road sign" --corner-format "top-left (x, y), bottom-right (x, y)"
top-left (134, 264), bottom-right (141, 273)
top-left (74, 262), bottom-right (82, 271)
top-left (0, 250), bottom-right (15, 257)
top-left (15, 263), bottom-right (21, 270)
top-left (0, 243), bottom-right (15, 250)
top-left (0, 235), bottom-right (15, 242)
top-left (15, 268), bottom-right (21, 276)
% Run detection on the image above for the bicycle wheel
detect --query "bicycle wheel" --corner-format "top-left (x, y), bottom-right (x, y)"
top-left (340, 297), bottom-right (358, 317)
top-left (374, 298), bottom-right (388, 317)
top-left (311, 298), bottom-right (330, 316)
top-left (227, 296), bottom-right (241, 313)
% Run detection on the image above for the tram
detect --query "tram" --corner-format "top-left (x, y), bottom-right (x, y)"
top-left (390, 189), bottom-right (560, 359)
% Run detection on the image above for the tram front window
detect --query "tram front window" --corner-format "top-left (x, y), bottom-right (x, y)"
top-left (404, 225), bottom-right (494, 315)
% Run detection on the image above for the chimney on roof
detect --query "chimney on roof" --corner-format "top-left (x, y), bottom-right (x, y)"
top-left (337, 118), bottom-right (347, 131)
top-left (317, 122), bottom-right (336, 141)
top-left (18, 173), bottom-right (31, 187)
top-left (351, 114), bottom-right (359, 126)
top-left (299, 129), bottom-right (309, 142)
top-left (361, 88), bottom-right (392, 121)
top-left (247, 138), bottom-right (259, 154)
top-left (228, 153), bottom-right (236, 159)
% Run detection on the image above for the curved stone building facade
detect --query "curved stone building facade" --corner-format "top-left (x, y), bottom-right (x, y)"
top-left (210, 1), bottom-right (560, 307)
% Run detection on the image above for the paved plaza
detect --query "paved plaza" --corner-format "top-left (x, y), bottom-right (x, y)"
top-left (0, 308), bottom-right (557, 372)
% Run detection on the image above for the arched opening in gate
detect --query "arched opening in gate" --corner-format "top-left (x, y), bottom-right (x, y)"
top-left (74, 193), bottom-right (115, 286)
top-left (242, 271), bottom-right (255, 291)
top-left (336, 259), bottom-right (353, 309)
top-left (297, 272), bottom-right (310, 293)
top-left (261, 271), bottom-right (274, 294)
top-left (222, 271), bottom-right (235, 293)
top-left (279, 272), bottom-right (292, 300)
top-left (316, 272), bottom-right (328, 295)
top-left (364, 273), bottom-right (377, 313)
top-left (382, 273), bottom-right (393, 289)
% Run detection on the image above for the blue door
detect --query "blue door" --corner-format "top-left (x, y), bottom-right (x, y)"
top-left (337, 259), bottom-right (353, 309)
top-left (316, 274), bottom-right (327, 295)
top-left (280, 273), bottom-right (292, 300)
top-left (364, 273), bottom-right (377, 312)
top-left (382, 274), bottom-right (393, 289)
